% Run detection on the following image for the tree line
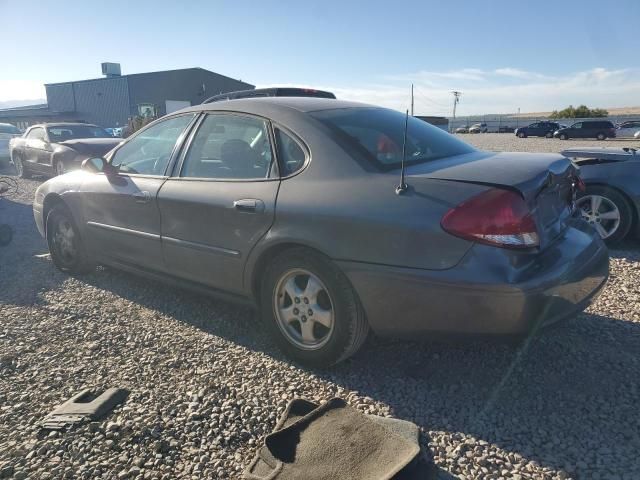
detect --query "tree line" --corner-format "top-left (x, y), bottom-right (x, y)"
top-left (549, 105), bottom-right (609, 119)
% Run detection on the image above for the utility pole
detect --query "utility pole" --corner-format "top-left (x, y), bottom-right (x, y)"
top-left (452, 91), bottom-right (461, 119)
top-left (410, 84), bottom-right (414, 117)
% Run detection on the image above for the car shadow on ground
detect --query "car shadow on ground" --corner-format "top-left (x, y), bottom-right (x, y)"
top-left (63, 261), bottom-right (640, 476)
top-left (0, 197), bottom-right (62, 306)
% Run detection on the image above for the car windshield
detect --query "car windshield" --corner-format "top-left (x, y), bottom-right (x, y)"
top-left (0, 124), bottom-right (20, 134)
top-left (311, 107), bottom-right (475, 169)
top-left (46, 125), bottom-right (110, 141)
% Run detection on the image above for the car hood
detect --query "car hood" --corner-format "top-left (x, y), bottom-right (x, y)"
top-left (58, 138), bottom-right (121, 156)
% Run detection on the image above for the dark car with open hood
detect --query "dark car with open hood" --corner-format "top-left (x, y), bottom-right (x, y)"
top-left (33, 98), bottom-right (609, 366)
top-left (9, 123), bottom-right (121, 178)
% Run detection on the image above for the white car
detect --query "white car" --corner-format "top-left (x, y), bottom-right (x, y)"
top-left (0, 123), bottom-right (21, 160)
top-left (616, 121), bottom-right (640, 138)
top-left (635, 130), bottom-right (640, 139)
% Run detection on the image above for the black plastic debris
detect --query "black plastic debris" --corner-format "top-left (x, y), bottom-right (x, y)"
top-left (40, 388), bottom-right (129, 431)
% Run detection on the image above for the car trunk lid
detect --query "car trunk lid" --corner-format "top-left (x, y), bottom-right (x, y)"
top-left (406, 151), bottom-right (579, 248)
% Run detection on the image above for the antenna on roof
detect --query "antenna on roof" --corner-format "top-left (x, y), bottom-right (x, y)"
top-left (395, 109), bottom-right (410, 195)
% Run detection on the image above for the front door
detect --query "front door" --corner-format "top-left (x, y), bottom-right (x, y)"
top-left (80, 113), bottom-right (197, 269)
top-left (23, 126), bottom-right (49, 173)
top-left (570, 122), bottom-right (583, 138)
top-left (158, 112), bottom-right (279, 294)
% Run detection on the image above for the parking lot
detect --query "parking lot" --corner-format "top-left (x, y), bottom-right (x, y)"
top-left (1, 134), bottom-right (639, 479)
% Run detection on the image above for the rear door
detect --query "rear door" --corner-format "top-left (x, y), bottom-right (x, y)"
top-left (80, 113), bottom-right (197, 269)
top-left (158, 112), bottom-right (279, 294)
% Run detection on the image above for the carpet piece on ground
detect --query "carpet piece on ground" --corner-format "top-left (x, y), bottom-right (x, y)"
top-left (244, 398), bottom-right (433, 480)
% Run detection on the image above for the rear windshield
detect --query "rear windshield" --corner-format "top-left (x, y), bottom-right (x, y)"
top-left (0, 124), bottom-right (20, 134)
top-left (311, 107), bottom-right (475, 169)
top-left (47, 125), bottom-right (110, 141)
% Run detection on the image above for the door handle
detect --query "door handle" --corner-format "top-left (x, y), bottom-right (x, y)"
top-left (233, 198), bottom-right (264, 213)
top-left (132, 191), bottom-right (151, 203)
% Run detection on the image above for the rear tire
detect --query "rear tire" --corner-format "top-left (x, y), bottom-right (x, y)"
top-left (545, 132), bottom-right (553, 138)
top-left (13, 154), bottom-right (30, 179)
top-left (46, 205), bottom-right (95, 274)
top-left (576, 186), bottom-right (633, 245)
top-left (260, 248), bottom-right (369, 367)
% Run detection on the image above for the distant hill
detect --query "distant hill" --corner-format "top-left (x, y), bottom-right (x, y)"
top-left (0, 99), bottom-right (46, 109)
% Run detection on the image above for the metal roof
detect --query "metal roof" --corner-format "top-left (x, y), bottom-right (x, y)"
top-left (44, 67), bottom-right (248, 87)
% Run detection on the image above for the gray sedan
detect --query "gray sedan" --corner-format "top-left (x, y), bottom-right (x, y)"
top-left (33, 98), bottom-right (609, 366)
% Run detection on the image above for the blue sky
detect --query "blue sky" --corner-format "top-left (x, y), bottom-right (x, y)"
top-left (1, 0), bottom-right (639, 114)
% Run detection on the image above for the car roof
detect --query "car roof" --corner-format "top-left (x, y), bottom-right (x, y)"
top-left (180, 97), bottom-right (374, 115)
top-left (562, 147), bottom-right (637, 160)
top-left (31, 122), bottom-right (101, 128)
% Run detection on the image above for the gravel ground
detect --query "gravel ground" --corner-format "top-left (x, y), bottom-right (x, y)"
top-left (1, 136), bottom-right (639, 480)
top-left (458, 132), bottom-right (640, 154)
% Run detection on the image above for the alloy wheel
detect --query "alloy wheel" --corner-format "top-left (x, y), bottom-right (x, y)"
top-left (576, 194), bottom-right (621, 239)
top-left (52, 217), bottom-right (77, 263)
top-left (14, 157), bottom-right (23, 176)
top-left (273, 269), bottom-right (335, 350)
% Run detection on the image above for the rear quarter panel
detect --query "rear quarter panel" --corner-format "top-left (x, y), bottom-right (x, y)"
top-left (267, 172), bottom-right (481, 270)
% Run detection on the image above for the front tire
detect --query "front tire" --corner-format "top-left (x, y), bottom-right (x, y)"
top-left (260, 248), bottom-right (369, 367)
top-left (596, 132), bottom-right (606, 141)
top-left (559, 133), bottom-right (568, 140)
top-left (13, 154), bottom-right (30, 179)
top-left (53, 159), bottom-right (65, 176)
top-left (46, 205), bottom-right (95, 274)
top-left (576, 186), bottom-right (633, 245)
top-left (517, 131), bottom-right (526, 138)
top-left (545, 132), bottom-right (553, 138)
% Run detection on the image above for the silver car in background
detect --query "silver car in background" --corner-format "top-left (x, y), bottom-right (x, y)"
top-left (0, 123), bottom-right (21, 160)
top-left (33, 98), bottom-right (609, 366)
top-left (616, 121), bottom-right (640, 138)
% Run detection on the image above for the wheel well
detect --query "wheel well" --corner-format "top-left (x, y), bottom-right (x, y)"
top-left (42, 194), bottom-right (67, 235)
top-left (250, 243), bottom-right (328, 301)
top-left (584, 182), bottom-right (638, 228)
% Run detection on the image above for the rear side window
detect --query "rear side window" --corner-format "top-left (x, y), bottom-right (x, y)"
top-left (275, 129), bottom-right (307, 176)
top-left (311, 107), bottom-right (475, 169)
top-left (181, 114), bottom-right (272, 179)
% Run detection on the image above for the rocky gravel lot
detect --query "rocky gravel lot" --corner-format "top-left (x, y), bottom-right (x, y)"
top-left (1, 134), bottom-right (639, 480)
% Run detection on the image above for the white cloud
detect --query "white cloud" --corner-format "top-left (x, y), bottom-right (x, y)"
top-left (261, 67), bottom-right (640, 116)
top-left (0, 80), bottom-right (46, 102)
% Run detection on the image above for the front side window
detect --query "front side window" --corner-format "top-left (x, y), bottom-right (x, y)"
top-left (311, 107), bottom-right (475, 169)
top-left (529, 123), bottom-right (540, 128)
top-left (47, 125), bottom-right (110, 141)
top-left (110, 114), bottom-right (195, 175)
top-left (572, 123), bottom-right (583, 129)
top-left (26, 127), bottom-right (46, 140)
top-left (275, 129), bottom-right (306, 176)
top-left (181, 113), bottom-right (272, 179)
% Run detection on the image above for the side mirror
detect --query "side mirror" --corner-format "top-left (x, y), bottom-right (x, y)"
top-left (82, 157), bottom-right (115, 174)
